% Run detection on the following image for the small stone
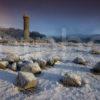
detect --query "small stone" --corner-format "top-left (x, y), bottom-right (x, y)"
top-left (73, 57), bottom-right (87, 65)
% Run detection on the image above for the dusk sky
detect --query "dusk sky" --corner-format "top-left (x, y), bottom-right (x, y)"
top-left (0, 0), bottom-right (100, 36)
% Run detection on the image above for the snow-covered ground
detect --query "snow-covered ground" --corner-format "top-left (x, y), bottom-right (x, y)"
top-left (0, 43), bottom-right (100, 100)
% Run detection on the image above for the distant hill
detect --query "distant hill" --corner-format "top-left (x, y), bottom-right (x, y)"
top-left (0, 27), bottom-right (99, 43)
top-left (52, 34), bottom-right (100, 43)
top-left (90, 34), bottom-right (100, 43)
top-left (30, 31), bottom-right (46, 39)
top-left (0, 28), bottom-right (46, 40)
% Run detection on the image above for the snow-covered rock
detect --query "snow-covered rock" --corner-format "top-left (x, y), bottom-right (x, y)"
top-left (91, 62), bottom-right (100, 74)
top-left (8, 62), bottom-right (17, 71)
top-left (47, 57), bottom-right (55, 66)
top-left (53, 56), bottom-right (61, 63)
top-left (17, 60), bottom-right (34, 71)
top-left (21, 61), bottom-right (42, 74)
top-left (91, 49), bottom-right (100, 54)
top-left (46, 56), bottom-right (61, 67)
top-left (3, 53), bottom-right (20, 62)
top-left (16, 71), bottom-right (37, 89)
top-left (61, 72), bottom-right (82, 87)
top-left (0, 61), bottom-right (8, 69)
top-left (37, 58), bottom-right (47, 69)
top-left (73, 57), bottom-right (87, 65)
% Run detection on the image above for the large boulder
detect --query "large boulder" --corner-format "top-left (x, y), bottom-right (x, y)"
top-left (16, 71), bottom-right (37, 89)
top-left (0, 61), bottom-right (8, 69)
top-left (3, 53), bottom-right (20, 62)
top-left (91, 62), bottom-right (100, 74)
top-left (61, 72), bottom-right (82, 87)
top-left (73, 57), bottom-right (87, 65)
top-left (8, 62), bottom-right (17, 71)
top-left (21, 61), bottom-right (41, 74)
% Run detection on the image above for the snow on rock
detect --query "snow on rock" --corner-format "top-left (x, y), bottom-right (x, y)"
top-left (91, 46), bottom-right (100, 54)
top-left (37, 58), bottom-right (47, 69)
top-left (61, 72), bottom-right (82, 87)
top-left (8, 62), bottom-right (17, 71)
top-left (3, 53), bottom-right (20, 62)
top-left (52, 56), bottom-right (61, 63)
top-left (0, 61), bottom-right (8, 69)
top-left (73, 56), bottom-right (87, 65)
top-left (21, 61), bottom-right (42, 74)
top-left (16, 71), bottom-right (37, 90)
top-left (47, 57), bottom-right (55, 66)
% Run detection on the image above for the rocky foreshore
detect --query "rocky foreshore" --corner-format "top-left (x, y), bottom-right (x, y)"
top-left (0, 43), bottom-right (100, 100)
top-left (0, 52), bottom-right (62, 90)
top-left (0, 50), bottom-right (100, 89)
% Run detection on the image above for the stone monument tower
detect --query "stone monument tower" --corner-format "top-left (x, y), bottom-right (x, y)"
top-left (23, 15), bottom-right (30, 40)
